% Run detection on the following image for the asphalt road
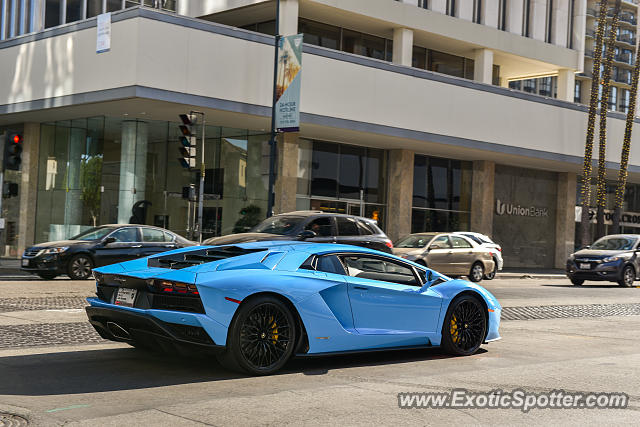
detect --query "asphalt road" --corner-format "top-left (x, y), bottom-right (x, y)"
top-left (0, 276), bottom-right (639, 426)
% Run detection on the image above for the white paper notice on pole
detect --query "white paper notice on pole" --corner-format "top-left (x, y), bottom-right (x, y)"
top-left (96, 13), bottom-right (111, 53)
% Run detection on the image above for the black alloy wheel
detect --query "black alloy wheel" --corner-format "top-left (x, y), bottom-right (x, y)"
top-left (570, 278), bottom-right (584, 286)
top-left (468, 262), bottom-right (484, 282)
top-left (618, 265), bottom-right (635, 288)
top-left (217, 295), bottom-right (296, 375)
top-left (37, 272), bottom-right (57, 280)
top-left (441, 295), bottom-right (487, 356)
top-left (67, 255), bottom-right (94, 280)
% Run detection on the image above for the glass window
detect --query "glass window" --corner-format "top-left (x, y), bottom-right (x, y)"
top-left (341, 255), bottom-right (420, 286)
top-left (107, 0), bottom-right (122, 12)
top-left (412, 46), bottom-right (427, 69)
top-left (109, 228), bottom-right (140, 242)
top-left (305, 217), bottom-right (334, 237)
top-left (356, 219), bottom-right (375, 235)
top-left (87, 0), bottom-right (103, 18)
top-left (395, 234), bottom-right (434, 248)
top-left (71, 227), bottom-right (117, 241)
top-left (361, 33), bottom-right (386, 60)
top-left (66, 0), bottom-right (84, 24)
top-left (163, 231), bottom-right (175, 242)
top-left (342, 29), bottom-right (363, 56)
top-left (316, 255), bottom-right (346, 275)
top-left (429, 235), bottom-right (451, 249)
top-left (252, 216), bottom-right (303, 234)
top-left (45, 0), bottom-right (61, 28)
top-left (430, 50), bottom-right (465, 78)
top-left (336, 217), bottom-right (359, 236)
top-left (574, 80), bottom-right (581, 103)
top-left (450, 235), bottom-right (472, 248)
top-left (310, 141), bottom-right (339, 198)
top-left (364, 148), bottom-right (385, 203)
top-left (339, 145), bottom-right (363, 200)
top-left (142, 227), bottom-right (165, 242)
top-left (299, 19), bottom-right (340, 50)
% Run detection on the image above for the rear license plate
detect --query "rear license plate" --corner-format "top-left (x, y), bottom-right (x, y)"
top-left (115, 288), bottom-right (137, 307)
top-left (21, 259), bottom-right (29, 267)
top-left (579, 263), bottom-right (591, 270)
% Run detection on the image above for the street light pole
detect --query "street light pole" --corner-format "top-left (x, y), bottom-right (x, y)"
top-left (266, 0), bottom-right (281, 218)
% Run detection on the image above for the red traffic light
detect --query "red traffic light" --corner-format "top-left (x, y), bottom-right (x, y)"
top-left (12, 134), bottom-right (22, 144)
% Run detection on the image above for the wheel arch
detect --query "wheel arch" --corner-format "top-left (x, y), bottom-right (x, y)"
top-left (446, 290), bottom-right (490, 340)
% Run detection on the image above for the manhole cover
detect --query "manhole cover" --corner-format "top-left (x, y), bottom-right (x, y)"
top-left (0, 413), bottom-right (28, 427)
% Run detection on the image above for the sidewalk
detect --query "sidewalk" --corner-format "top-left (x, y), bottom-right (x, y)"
top-left (496, 268), bottom-right (566, 280)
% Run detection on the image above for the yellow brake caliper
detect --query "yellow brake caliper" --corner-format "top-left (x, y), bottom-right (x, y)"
top-left (269, 316), bottom-right (279, 343)
top-left (450, 314), bottom-right (459, 343)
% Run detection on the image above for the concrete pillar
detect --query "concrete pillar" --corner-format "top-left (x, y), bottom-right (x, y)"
top-left (458, 0), bottom-right (474, 21)
top-left (506, 0), bottom-right (524, 35)
top-left (557, 69), bottom-right (576, 102)
top-left (274, 132), bottom-right (299, 215)
top-left (530, 0), bottom-right (548, 41)
top-left (279, 0), bottom-right (299, 36)
top-left (555, 172), bottom-right (577, 268)
top-left (386, 149), bottom-right (414, 243)
top-left (470, 160), bottom-right (495, 236)
top-left (117, 121), bottom-right (148, 224)
top-left (572, 0), bottom-right (587, 72)
top-left (400, 0), bottom-right (419, 5)
top-left (483, 0), bottom-right (500, 28)
top-left (17, 123), bottom-right (40, 255)
top-left (392, 28), bottom-right (413, 66)
top-left (551, 0), bottom-right (569, 47)
top-left (431, 0), bottom-right (446, 14)
top-left (474, 49), bottom-right (494, 84)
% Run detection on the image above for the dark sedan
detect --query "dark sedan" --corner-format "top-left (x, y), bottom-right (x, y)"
top-left (22, 225), bottom-right (195, 280)
top-left (566, 234), bottom-right (640, 287)
top-left (203, 211), bottom-right (393, 253)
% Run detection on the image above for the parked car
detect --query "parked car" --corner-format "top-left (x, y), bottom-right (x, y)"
top-left (203, 211), bottom-right (394, 253)
top-left (21, 225), bottom-right (195, 280)
top-left (566, 234), bottom-right (640, 287)
top-left (86, 241), bottom-right (501, 375)
top-left (453, 232), bottom-right (503, 280)
top-left (392, 233), bottom-right (495, 282)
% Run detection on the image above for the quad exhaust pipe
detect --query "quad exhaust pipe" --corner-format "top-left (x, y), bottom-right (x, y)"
top-left (106, 321), bottom-right (131, 340)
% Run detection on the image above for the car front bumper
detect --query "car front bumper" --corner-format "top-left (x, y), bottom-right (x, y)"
top-left (566, 260), bottom-right (624, 281)
top-left (20, 253), bottom-right (67, 274)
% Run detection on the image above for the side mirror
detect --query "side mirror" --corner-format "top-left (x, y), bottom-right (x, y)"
top-left (103, 236), bottom-right (116, 245)
top-left (583, 245), bottom-right (591, 250)
top-left (428, 244), bottom-right (441, 250)
top-left (298, 230), bottom-right (317, 239)
top-left (426, 270), bottom-right (433, 283)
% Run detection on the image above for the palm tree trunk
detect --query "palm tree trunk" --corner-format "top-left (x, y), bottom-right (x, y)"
top-left (612, 39), bottom-right (640, 233)
top-left (595, 0), bottom-right (622, 239)
top-left (581, 0), bottom-right (610, 247)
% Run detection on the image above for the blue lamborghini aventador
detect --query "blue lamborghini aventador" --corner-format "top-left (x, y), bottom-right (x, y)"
top-left (86, 241), bottom-right (501, 375)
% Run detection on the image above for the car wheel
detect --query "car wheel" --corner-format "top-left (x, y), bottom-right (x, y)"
top-left (468, 262), bottom-right (484, 282)
top-left (570, 278), bottom-right (584, 286)
top-left (67, 255), bottom-right (94, 280)
top-left (441, 294), bottom-right (487, 356)
top-left (618, 265), bottom-right (635, 287)
top-left (217, 295), bottom-right (297, 375)
top-left (37, 272), bottom-right (57, 280)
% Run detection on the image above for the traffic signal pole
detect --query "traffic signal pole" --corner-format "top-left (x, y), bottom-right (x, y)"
top-left (266, 0), bottom-right (281, 218)
top-left (198, 112), bottom-right (205, 244)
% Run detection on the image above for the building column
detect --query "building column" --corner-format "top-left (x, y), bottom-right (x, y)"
top-left (117, 121), bottom-right (148, 224)
top-left (572, 0), bottom-right (587, 72)
top-left (279, 0), bottom-right (299, 36)
top-left (557, 69), bottom-right (576, 102)
top-left (386, 149), bottom-right (414, 243)
top-left (482, 0), bottom-right (500, 28)
top-left (530, 0), bottom-right (548, 41)
top-left (555, 172), bottom-right (577, 269)
top-left (551, 0), bottom-right (569, 47)
top-left (17, 122), bottom-right (40, 256)
top-left (431, 0), bottom-right (446, 14)
top-left (474, 49), bottom-right (494, 84)
top-left (506, 0), bottom-right (524, 35)
top-left (274, 132), bottom-right (299, 215)
top-left (470, 161), bottom-right (495, 236)
top-left (392, 28), bottom-right (413, 67)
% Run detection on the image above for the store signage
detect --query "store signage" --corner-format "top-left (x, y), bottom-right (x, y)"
top-left (574, 206), bottom-right (640, 227)
top-left (496, 199), bottom-right (549, 217)
top-left (96, 13), bottom-right (111, 53)
top-left (275, 34), bottom-right (303, 132)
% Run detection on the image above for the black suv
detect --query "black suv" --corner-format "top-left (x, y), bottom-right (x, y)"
top-left (566, 234), bottom-right (640, 287)
top-left (203, 211), bottom-right (393, 253)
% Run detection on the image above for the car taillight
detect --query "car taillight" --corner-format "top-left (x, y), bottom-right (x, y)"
top-left (385, 240), bottom-right (393, 249)
top-left (148, 279), bottom-right (199, 295)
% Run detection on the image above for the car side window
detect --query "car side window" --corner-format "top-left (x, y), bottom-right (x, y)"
top-left (163, 232), bottom-right (176, 242)
top-left (356, 219), bottom-right (375, 235)
top-left (316, 255), bottom-right (346, 275)
top-left (305, 217), bottom-right (333, 237)
top-left (336, 217), bottom-right (359, 236)
top-left (430, 235), bottom-right (451, 249)
top-left (142, 228), bottom-right (166, 242)
top-left (109, 228), bottom-right (139, 243)
top-left (340, 255), bottom-right (420, 287)
top-left (450, 236), bottom-right (472, 249)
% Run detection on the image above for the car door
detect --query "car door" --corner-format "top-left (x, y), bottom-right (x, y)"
top-left (341, 254), bottom-right (442, 334)
top-left (138, 227), bottom-right (178, 258)
top-left (93, 227), bottom-right (142, 267)
top-left (302, 217), bottom-right (337, 243)
top-left (425, 235), bottom-right (453, 273)
top-left (448, 235), bottom-right (476, 274)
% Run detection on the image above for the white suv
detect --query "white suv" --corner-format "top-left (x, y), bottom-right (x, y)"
top-left (453, 232), bottom-right (503, 280)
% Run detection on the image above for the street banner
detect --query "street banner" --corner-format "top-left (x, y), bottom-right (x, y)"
top-left (275, 34), bottom-right (303, 132)
top-left (96, 13), bottom-right (111, 53)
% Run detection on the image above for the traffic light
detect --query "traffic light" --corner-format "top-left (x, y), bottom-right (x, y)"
top-left (178, 114), bottom-right (196, 169)
top-left (2, 181), bottom-right (18, 198)
top-left (4, 131), bottom-right (23, 170)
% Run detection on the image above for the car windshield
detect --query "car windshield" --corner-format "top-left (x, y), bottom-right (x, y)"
top-left (251, 216), bottom-right (304, 235)
top-left (70, 227), bottom-right (116, 241)
top-left (591, 236), bottom-right (638, 251)
top-left (395, 234), bottom-right (435, 248)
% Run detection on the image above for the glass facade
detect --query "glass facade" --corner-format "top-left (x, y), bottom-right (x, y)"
top-left (34, 117), bottom-right (270, 243)
top-left (411, 155), bottom-right (472, 233)
top-left (296, 139), bottom-right (387, 227)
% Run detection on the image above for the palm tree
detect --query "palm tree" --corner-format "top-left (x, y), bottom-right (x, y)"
top-left (612, 38), bottom-right (640, 233)
top-left (580, 0), bottom-right (610, 247)
top-left (595, 0), bottom-right (622, 239)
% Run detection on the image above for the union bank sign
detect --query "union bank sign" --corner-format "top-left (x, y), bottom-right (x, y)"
top-left (496, 199), bottom-right (549, 217)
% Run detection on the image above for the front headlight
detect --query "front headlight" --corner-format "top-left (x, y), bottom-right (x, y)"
top-left (602, 256), bottom-right (622, 263)
top-left (44, 247), bottom-right (69, 254)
